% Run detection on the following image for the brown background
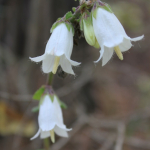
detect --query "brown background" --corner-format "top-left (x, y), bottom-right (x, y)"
top-left (0, 0), bottom-right (150, 150)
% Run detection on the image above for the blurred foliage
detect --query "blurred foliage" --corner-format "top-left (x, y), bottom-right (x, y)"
top-left (112, 2), bottom-right (144, 31)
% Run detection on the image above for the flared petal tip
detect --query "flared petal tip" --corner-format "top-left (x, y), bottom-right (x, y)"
top-left (66, 128), bottom-right (72, 131)
top-left (72, 62), bottom-right (81, 66)
top-left (30, 137), bottom-right (35, 141)
top-left (102, 62), bottom-right (106, 67)
top-left (94, 59), bottom-right (100, 64)
top-left (30, 129), bottom-right (41, 140)
top-left (29, 54), bottom-right (45, 63)
top-left (94, 56), bottom-right (102, 63)
top-left (94, 49), bottom-right (104, 64)
top-left (63, 128), bottom-right (72, 138)
top-left (131, 35), bottom-right (144, 42)
top-left (29, 57), bottom-right (34, 61)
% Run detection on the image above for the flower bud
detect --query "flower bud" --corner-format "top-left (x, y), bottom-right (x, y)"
top-left (81, 12), bottom-right (100, 49)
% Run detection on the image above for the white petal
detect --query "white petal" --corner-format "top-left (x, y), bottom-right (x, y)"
top-left (94, 46), bottom-right (105, 63)
top-left (93, 8), bottom-right (128, 48)
top-left (29, 54), bottom-right (45, 62)
top-left (119, 38), bottom-right (132, 52)
top-left (53, 97), bottom-right (63, 123)
top-left (42, 54), bottom-right (55, 73)
top-left (130, 35), bottom-right (144, 42)
top-left (103, 36), bottom-right (124, 48)
top-left (46, 23), bottom-right (70, 56)
top-left (66, 57), bottom-right (81, 66)
top-left (53, 98), bottom-right (72, 131)
top-left (40, 130), bottom-right (50, 139)
top-left (54, 126), bottom-right (69, 138)
top-left (45, 24), bottom-right (65, 56)
top-left (38, 95), bottom-right (56, 131)
top-left (64, 29), bottom-right (74, 58)
top-left (30, 128), bottom-right (41, 140)
top-left (60, 55), bottom-right (75, 75)
top-left (102, 47), bottom-right (114, 66)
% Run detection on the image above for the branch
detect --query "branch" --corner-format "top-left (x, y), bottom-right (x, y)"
top-left (115, 122), bottom-right (126, 150)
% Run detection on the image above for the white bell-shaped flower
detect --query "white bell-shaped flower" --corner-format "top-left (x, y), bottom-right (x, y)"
top-left (31, 95), bottom-right (71, 142)
top-left (93, 8), bottom-right (144, 66)
top-left (30, 23), bottom-right (80, 75)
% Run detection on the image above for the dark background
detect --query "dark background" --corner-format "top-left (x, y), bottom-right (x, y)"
top-left (0, 0), bottom-right (150, 150)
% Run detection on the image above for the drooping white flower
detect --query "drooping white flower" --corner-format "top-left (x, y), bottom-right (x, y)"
top-left (31, 95), bottom-right (71, 142)
top-left (30, 23), bottom-right (80, 75)
top-left (92, 7), bottom-right (144, 66)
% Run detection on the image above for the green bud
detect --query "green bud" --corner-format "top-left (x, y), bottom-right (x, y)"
top-left (94, 39), bottom-right (100, 49)
top-left (82, 12), bottom-right (100, 49)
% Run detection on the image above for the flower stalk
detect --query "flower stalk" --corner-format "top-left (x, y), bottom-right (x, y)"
top-left (47, 72), bottom-right (54, 86)
top-left (44, 138), bottom-right (50, 150)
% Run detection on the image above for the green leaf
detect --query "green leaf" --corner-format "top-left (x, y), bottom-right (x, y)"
top-left (31, 106), bottom-right (39, 112)
top-left (32, 86), bottom-right (45, 100)
top-left (65, 11), bottom-right (73, 20)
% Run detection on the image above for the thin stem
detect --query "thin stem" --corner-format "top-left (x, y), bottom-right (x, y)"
top-left (47, 72), bottom-right (54, 85)
top-left (68, 1), bottom-right (93, 22)
top-left (44, 138), bottom-right (50, 150)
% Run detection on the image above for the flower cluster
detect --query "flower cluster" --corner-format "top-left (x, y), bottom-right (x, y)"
top-left (30, 0), bottom-right (144, 144)
top-left (30, 0), bottom-right (143, 75)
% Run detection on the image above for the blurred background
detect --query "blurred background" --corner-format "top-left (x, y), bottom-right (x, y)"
top-left (0, 0), bottom-right (150, 150)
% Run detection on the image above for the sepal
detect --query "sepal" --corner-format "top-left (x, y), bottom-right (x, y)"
top-left (32, 85), bottom-right (55, 101)
top-left (32, 86), bottom-right (45, 100)
top-left (49, 95), bottom-right (54, 102)
top-left (98, 2), bottom-right (113, 13)
top-left (50, 22), bottom-right (62, 33)
top-left (31, 106), bottom-right (39, 112)
top-left (92, 2), bottom-right (99, 19)
top-left (92, 1), bottom-right (113, 19)
top-left (56, 96), bottom-right (67, 109)
top-left (65, 22), bottom-right (75, 35)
